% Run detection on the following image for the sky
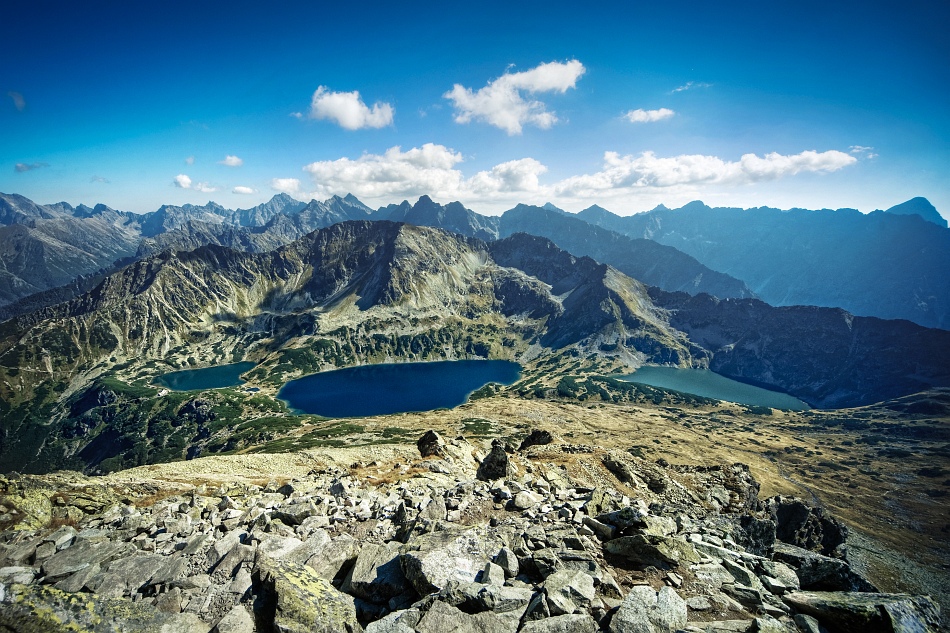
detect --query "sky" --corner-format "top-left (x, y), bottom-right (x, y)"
top-left (2, 0), bottom-right (948, 218)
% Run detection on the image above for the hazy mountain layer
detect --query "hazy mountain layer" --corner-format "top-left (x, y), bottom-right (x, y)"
top-left (579, 200), bottom-right (950, 329)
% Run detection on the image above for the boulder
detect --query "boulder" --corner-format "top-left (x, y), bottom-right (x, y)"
top-left (520, 613), bottom-right (599, 632)
top-left (476, 440), bottom-right (510, 481)
top-left (542, 569), bottom-right (596, 615)
top-left (304, 534), bottom-right (361, 581)
top-left (773, 543), bottom-right (876, 592)
top-left (417, 431), bottom-right (447, 458)
top-left (344, 541), bottom-right (412, 604)
top-left (784, 591), bottom-right (941, 633)
top-left (401, 527), bottom-right (505, 594)
top-left (254, 556), bottom-right (360, 633)
top-left (605, 535), bottom-right (700, 568)
top-left (766, 496), bottom-right (848, 558)
top-left (608, 585), bottom-right (687, 633)
top-left (0, 582), bottom-right (210, 632)
top-left (364, 608), bottom-right (422, 633)
top-left (519, 430), bottom-right (554, 451)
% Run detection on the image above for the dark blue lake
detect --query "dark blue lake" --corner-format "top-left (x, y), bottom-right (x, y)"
top-left (615, 366), bottom-right (809, 410)
top-left (278, 360), bottom-right (522, 417)
top-left (154, 361), bottom-right (256, 391)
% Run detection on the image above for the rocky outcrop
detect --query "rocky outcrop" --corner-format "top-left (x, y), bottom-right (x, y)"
top-left (0, 432), bottom-right (935, 632)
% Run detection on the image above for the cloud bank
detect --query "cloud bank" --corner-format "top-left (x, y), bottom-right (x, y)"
top-left (444, 60), bottom-right (585, 135)
top-left (276, 144), bottom-right (855, 212)
top-left (309, 87), bottom-right (394, 130)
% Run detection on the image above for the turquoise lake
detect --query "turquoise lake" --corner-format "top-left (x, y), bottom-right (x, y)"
top-left (278, 360), bottom-right (522, 418)
top-left (615, 366), bottom-right (810, 410)
top-left (154, 361), bottom-right (256, 391)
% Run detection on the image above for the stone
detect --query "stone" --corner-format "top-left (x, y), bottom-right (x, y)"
top-left (513, 491), bottom-right (543, 510)
top-left (519, 430), bottom-right (554, 451)
top-left (255, 556), bottom-right (360, 633)
top-left (0, 565), bottom-right (37, 585)
top-left (417, 430), bottom-right (447, 458)
top-left (494, 547), bottom-right (519, 578)
top-left (214, 604), bottom-right (255, 633)
top-left (415, 600), bottom-right (478, 633)
top-left (401, 527), bottom-right (505, 595)
top-left (583, 516), bottom-right (616, 541)
top-left (41, 539), bottom-right (132, 582)
top-left (792, 613), bottom-right (824, 633)
top-left (365, 608), bottom-right (422, 633)
top-left (686, 595), bottom-right (712, 611)
top-left (766, 496), bottom-right (848, 558)
top-left (482, 561), bottom-right (506, 585)
top-left (256, 534), bottom-right (305, 561)
top-left (344, 541), bottom-right (412, 604)
top-left (543, 569), bottom-right (596, 615)
top-left (520, 613), bottom-right (599, 632)
top-left (773, 543), bottom-right (876, 592)
top-left (0, 582), bottom-right (210, 632)
top-left (605, 534), bottom-right (700, 568)
top-left (305, 533), bottom-right (361, 581)
top-left (783, 591), bottom-right (941, 633)
top-left (476, 440), bottom-right (510, 481)
top-left (608, 585), bottom-right (687, 633)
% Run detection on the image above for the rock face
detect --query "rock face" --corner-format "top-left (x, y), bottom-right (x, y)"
top-left (0, 432), bottom-right (939, 633)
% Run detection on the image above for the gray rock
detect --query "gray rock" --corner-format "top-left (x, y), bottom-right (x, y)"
top-left (0, 566), bottom-right (37, 585)
top-left (305, 533), bottom-right (360, 581)
top-left (783, 591), bottom-right (941, 633)
top-left (344, 541), bottom-right (411, 604)
top-left (792, 613), bottom-right (825, 633)
top-left (41, 539), bottom-right (132, 582)
top-left (255, 556), bottom-right (360, 633)
top-left (513, 491), bottom-right (543, 510)
top-left (608, 585), bottom-right (687, 633)
top-left (401, 527), bottom-right (505, 594)
top-left (214, 604), bottom-right (255, 633)
top-left (415, 600), bottom-right (478, 633)
top-left (605, 534), bottom-right (700, 568)
top-left (365, 608), bottom-right (422, 633)
top-left (520, 613), bottom-right (598, 632)
top-left (256, 534), bottom-right (305, 561)
top-left (481, 561), bottom-right (506, 585)
top-left (773, 543), bottom-right (876, 592)
top-left (583, 516), bottom-right (616, 541)
top-left (494, 547), bottom-right (519, 578)
top-left (418, 431), bottom-right (447, 458)
top-left (0, 582), bottom-right (210, 632)
top-left (543, 569), bottom-right (596, 615)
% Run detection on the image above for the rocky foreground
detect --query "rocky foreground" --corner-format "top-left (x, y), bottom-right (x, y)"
top-left (0, 432), bottom-right (941, 633)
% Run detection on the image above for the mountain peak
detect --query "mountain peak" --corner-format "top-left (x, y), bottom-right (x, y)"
top-left (678, 200), bottom-right (710, 212)
top-left (884, 197), bottom-right (946, 228)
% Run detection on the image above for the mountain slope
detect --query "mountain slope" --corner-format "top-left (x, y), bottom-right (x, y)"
top-left (579, 200), bottom-right (950, 329)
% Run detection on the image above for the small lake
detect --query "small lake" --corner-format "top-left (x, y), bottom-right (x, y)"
top-left (154, 361), bottom-right (256, 391)
top-left (614, 366), bottom-right (809, 410)
top-left (278, 360), bottom-right (522, 418)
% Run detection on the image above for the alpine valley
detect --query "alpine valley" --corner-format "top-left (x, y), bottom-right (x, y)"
top-left (1, 191), bottom-right (949, 633)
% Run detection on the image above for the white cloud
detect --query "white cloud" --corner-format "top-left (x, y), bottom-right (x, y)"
top-left (671, 81), bottom-right (712, 93)
top-left (624, 108), bottom-right (675, 123)
top-left (308, 86), bottom-right (394, 130)
top-left (219, 155), bottom-right (243, 167)
top-left (90, 175), bottom-right (109, 183)
top-left (849, 145), bottom-right (873, 154)
top-left (443, 60), bottom-right (586, 135)
top-left (555, 150), bottom-right (857, 196)
top-left (174, 173), bottom-right (216, 192)
top-left (232, 186), bottom-right (256, 194)
top-left (185, 156), bottom-right (195, 165)
top-left (289, 144), bottom-right (858, 213)
top-left (270, 178), bottom-right (303, 196)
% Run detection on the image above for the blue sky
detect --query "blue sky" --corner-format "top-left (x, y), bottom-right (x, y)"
top-left (2, 0), bottom-right (948, 217)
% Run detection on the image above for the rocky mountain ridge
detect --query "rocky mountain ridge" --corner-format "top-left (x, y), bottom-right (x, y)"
top-left (0, 431), bottom-right (940, 632)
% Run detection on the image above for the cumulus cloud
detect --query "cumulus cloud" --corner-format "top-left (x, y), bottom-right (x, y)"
top-left (624, 108), bottom-right (675, 123)
top-left (288, 144), bottom-right (858, 213)
top-left (14, 162), bottom-right (48, 172)
top-left (270, 178), bottom-right (303, 196)
top-left (174, 173), bottom-right (216, 192)
top-left (219, 155), bottom-right (243, 167)
top-left (8, 91), bottom-right (25, 111)
top-left (671, 81), bottom-right (712, 93)
top-left (443, 60), bottom-right (586, 135)
top-left (232, 186), bottom-right (256, 194)
top-left (554, 149), bottom-right (857, 196)
top-left (309, 86), bottom-right (394, 130)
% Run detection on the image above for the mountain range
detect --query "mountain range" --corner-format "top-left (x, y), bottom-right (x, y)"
top-left (2, 191), bottom-right (947, 329)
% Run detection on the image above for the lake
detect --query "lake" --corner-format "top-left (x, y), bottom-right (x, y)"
top-left (614, 365), bottom-right (810, 410)
top-left (278, 360), bottom-right (522, 417)
top-left (154, 361), bottom-right (256, 391)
